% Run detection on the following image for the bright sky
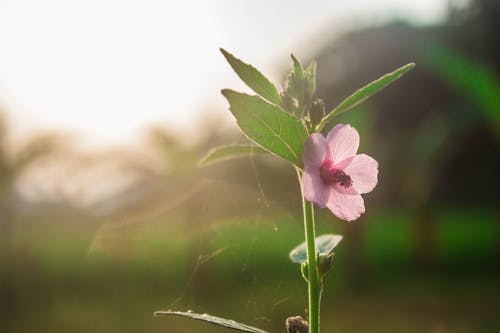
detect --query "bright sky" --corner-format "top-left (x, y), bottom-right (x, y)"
top-left (0, 0), bottom-right (463, 148)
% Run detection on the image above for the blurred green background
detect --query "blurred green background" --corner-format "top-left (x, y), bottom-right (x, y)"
top-left (1, 1), bottom-right (499, 332)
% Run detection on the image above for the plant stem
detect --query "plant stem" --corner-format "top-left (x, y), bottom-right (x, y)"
top-left (297, 169), bottom-right (321, 333)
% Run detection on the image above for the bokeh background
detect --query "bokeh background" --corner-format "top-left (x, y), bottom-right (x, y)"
top-left (1, 0), bottom-right (499, 332)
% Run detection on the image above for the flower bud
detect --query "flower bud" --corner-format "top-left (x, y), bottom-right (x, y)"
top-left (317, 252), bottom-right (335, 283)
top-left (307, 99), bottom-right (325, 128)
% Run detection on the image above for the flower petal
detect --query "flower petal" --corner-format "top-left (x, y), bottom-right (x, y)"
top-left (326, 190), bottom-right (365, 221)
top-left (326, 124), bottom-right (359, 164)
top-left (340, 154), bottom-right (378, 194)
top-left (303, 133), bottom-right (327, 169)
top-left (302, 166), bottom-right (329, 208)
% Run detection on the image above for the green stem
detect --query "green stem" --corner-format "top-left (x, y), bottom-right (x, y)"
top-left (297, 168), bottom-right (321, 333)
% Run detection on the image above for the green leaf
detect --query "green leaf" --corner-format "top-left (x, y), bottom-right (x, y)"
top-left (221, 49), bottom-right (282, 105)
top-left (305, 60), bottom-right (317, 97)
top-left (317, 62), bottom-right (415, 131)
top-left (155, 311), bottom-right (268, 333)
top-left (281, 55), bottom-right (311, 117)
top-left (291, 54), bottom-right (305, 82)
top-left (221, 89), bottom-right (308, 167)
top-left (289, 234), bottom-right (343, 264)
top-left (305, 60), bottom-right (317, 76)
top-left (198, 144), bottom-right (268, 167)
top-left (423, 44), bottom-right (500, 126)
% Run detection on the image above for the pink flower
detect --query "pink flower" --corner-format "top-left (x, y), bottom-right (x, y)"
top-left (302, 124), bottom-right (378, 221)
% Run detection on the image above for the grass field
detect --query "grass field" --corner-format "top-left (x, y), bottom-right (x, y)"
top-left (1, 205), bottom-right (498, 332)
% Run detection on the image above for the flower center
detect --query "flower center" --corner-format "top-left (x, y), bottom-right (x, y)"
top-left (319, 160), bottom-right (353, 188)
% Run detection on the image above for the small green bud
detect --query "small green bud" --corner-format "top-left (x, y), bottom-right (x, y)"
top-left (317, 252), bottom-right (335, 283)
top-left (308, 99), bottom-right (325, 129)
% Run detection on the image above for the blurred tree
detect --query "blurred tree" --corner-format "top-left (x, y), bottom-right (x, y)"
top-left (0, 112), bottom-right (61, 315)
top-left (314, 0), bottom-right (500, 278)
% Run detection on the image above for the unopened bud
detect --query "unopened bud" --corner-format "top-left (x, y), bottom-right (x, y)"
top-left (317, 252), bottom-right (335, 282)
top-left (308, 99), bottom-right (325, 128)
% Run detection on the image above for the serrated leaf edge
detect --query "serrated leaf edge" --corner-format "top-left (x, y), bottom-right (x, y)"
top-left (221, 48), bottom-right (282, 105)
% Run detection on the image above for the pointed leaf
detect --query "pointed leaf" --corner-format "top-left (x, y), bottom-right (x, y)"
top-left (198, 144), bottom-right (268, 167)
top-left (317, 63), bottom-right (415, 130)
top-left (221, 49), bottom-right (282, 105)
top-left (283, 55), bottom-right (314, 117)
top-left (305, 60), bottom-right (317, 78)
top-left (155, 311), bottom-right (269, 333)
top-left (222, 89), bottom-right (308, 167)
top-left (305, 60), bottom-right (317, 96)
top-left (289, 234), bottom-right (343, 264)
top-left (291, 54), bottom-right (305, 81)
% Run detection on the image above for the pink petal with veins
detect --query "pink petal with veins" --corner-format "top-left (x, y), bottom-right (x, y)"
top-left (326, 191), bottom-right (365, 221)
top-left (326, 124), bottom-right (359, 164)
top-left (302, 166), bottom-right (329, 207)
top-left (337, 154), bottom-right (378, 194)
top-left (303, 133), bottom-right (327, 169)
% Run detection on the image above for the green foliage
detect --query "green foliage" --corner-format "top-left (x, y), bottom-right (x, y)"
top-left (291, 54), bottom-right (305, 82)
top-left (217, 50), bottom-right (413, 169)
top-left (198, 144), bottom-right (267, 167)
top-left (155, 311), bottom-right (268, 333)
top-left (316, 62), bottom-right (415, 131)
top-left (5, 208), bottom-right (500, 333)
top-left (305, 60), bottom-right (317, 97)
top-left (280, 55), bottom-right (317, 119)
top-left (424, 44), bottom-right (500, 127)
top-left (221, 89), bottom-right (308, 167)
top-left (220, 49), bottom-right (282, 105)
top-left (435, 210), bottom-right (500, 261)
top-left (210, 52), bottom-right (318, 168)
